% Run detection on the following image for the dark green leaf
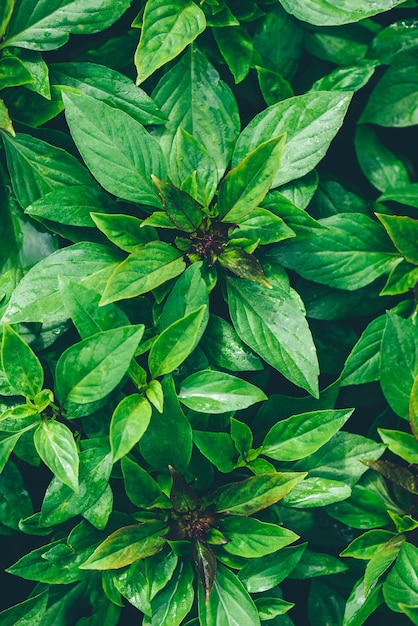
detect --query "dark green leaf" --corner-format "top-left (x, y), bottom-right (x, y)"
top-left (340, 315), bottom-right (386, 386)
top-left (218, 248), bottom-right (272, 288)
top-left (1, 323), bottom-right (43, 398)
top-left (110, 394), bottom-right (152, 463)
top-left (343, 579), bottom-right (383, 626)
top-left (308, 581), bottom-right (345, 626)
top-left (150, 559), bottom-right (194, 626)
top-left (193, 540), bottom-right (217, 602)
top-left (193, 431), bottom-right (238, 473)
top-left (151, 176), bottom-right (204, 232)
top-left (34, 421), bottom-right (79, 491)
top-left (220, 516), bottom-right (298, 558)
top-left (326, 483), bottom-right (392, 528)
top-left (290, 548), bottom-right (348, 579)
top-left (383, 543), bottom-right (418, 612)
top-left (213, 25), bottom-right (253, 83)
top-left (278, 0), bottom-right (407, 26)
top-left (0, 591), bottom-right (48, 626)
top-left (201, 315), bottom-right (262, 372)
top-left (121, 456), bottom-right (162, 509)
top-left (377, 214), bottom-right (418, 265)
top-left (0, 460), bottom-right (33, 530)
top-left (238, 543), bottom-right (306, 593)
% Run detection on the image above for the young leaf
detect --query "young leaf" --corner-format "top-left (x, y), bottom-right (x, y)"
top-left (193, 431), bottom-right (238, 473)
top-left (80, 521), bottom-right (168, 570)
top-left (63, 91), bottom-right (166, 206)
top-left (212, 25), bottom-right (253, 84)
top-left (151, 176), bottom-right (204, 232)
top-left (177, 369), bottom-right (267, 414)
top-left (100, 242), bottom-right (186, 305)
top-left (55, 325), bottom-right (145, 405)
top-left (213, 472), bottom-right (307, 515)
top-left (378, 428), bottom-right (418, 464)
top-left (364, 535), bottom-right (404, 595)
top-left (1, 0), bottom-right (130, 50)
top-left (34, 421), bottom-right (79, 491)
top-left (262, 409), bottom-right (354, 461)
top-left (193, 540), bottom-right (217, 603)
top-left (232, 91), bottom-right (352, 187)
top-left (110, 394), bottom-right (152, 463)
top-left (121, 456), bottom-right (162, 509)
top-left (198, 563), bottom-right (261, 626)
top-left (1, 323), bottom-right (44, 399)
top-left (219, 516), bottom-right (298, 558)
top-left (218, 134), bottom-right (286, 222)
top-left (227, 275), bottom-right (319, 397)
top-left (376, 214), bottom-right (418, 265)
top-left (228, 208), bottom-right (295, 246)
top-left (134, 0), bottom-right (206, 84)
top-left (218, 247), bottom-right (272, 288)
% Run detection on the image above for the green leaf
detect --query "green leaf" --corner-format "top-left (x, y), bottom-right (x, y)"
top-left (277, 0), bottom-right (407, 26)
top-left (354, 125), bottom-right (410, 192)
top-left (100, 242), bottom-right (186, 305)
top-left (150, 560), bottom-right (194, 626)
top-left (0, 432), bottom-right (25, 473)
top-left (34, 421), bottom-right (79, 491)
top-left (254, 597), bottom-right (294, 620)
top-left (0, 0), bottom-right (13, 40)
top-left (226, 274), bottom-right (319, 397)
top-left (214, 472), bottom-right (306, 515)
top-left (376, 214), bottom-right (418, 265)
top-left (1, 323), bottom-right (43, 398)
top-left (121, 456), bottom-right (162, 509)
top-left (228, 208), bottom-right (295, 246)
top-left (281, 477), bottom-right (352, 508)
top-left (311, 60), bottom-right (377, 93)
top-left (0, 591), bottom-right (48, 626)
top-left (361, 52), bottom-right (418, 127)
top-left (378, 428), bottom-right (418, 464)
top-left (0, 98), bottom-right (15, 136)
top-left (55, 325), bottom-right (144, 405)
top-left (159, 262), bottom-right (209, 331)
top-left (63, 91), bottom-right (166, 206)
top-left (213, 25), bottom-right (253, 84)
top-left (25, 186), bottom-right (119, 228)
top-left (201, 315), bottom-right (262, 372)
top-left (110, 394), bottom-right (152, 463)
top-left (380, 312), bottom-right (418, 419)
top-left (378, 182), bottom-right (418, 209)
top-left (2, 242), bottom-right (120, 325)
top-left (238, 543), bottom-right (306, 593)
top-left (219, 516), bottom-right (298, 558)
top-left (364, 535), bottom-right (405, 595)
top-left (50, 62), bottom-right (165, 126)
top-left (232, 91), bottom-right (352, 187)
top-left (218, 248), bottom-right (272, 288)
top-left (80, 521), bottom-right (168, 570)
top-left (290, 549), bottom-right (348, 579)
top-left (411, 376), bottom-right (418, 439)
top-left (274, 213), bottom-right (400, 290)
top-left (193, 539), bottom-right (217, 603)
top-left (0, 460), bottom-right (33, 530)
top-left (341, 529), bottom-right (398, 559)
top-left (308, 581), bottom-right (345, 626)
top-left (178, 369), bottom-right (266, 414)
top-left (343, 579), bottom-right (383, 626)
top-left (134, 0), bottom-right (206, 84)
top-left (146, 379), bottom-right (164, 414)
top-left (326, 484), bottom-right (391, 529)
top-left (40, 446), bottom-right (112, 526)
top-left (151, 176), bottom-right (204, 232)
top-left (340, 315), bottom-right (386, 386)
top-left (263, 409), bottom-right (353, 461)
top-left (218, 135), bottom-right (286, 222)
top-left (152, 46), bottom-right (240, 180)
top-left (193, 431), bottom-right (238, 473)
top-left (198, 563), bottom-right (261, 626)
top-left (1, 0), bottom-right (130, 50)
top-left (90, 213), bottom-right (157, 252)
top-left (383, 543), bottom-right (418, 612)
top-left (140, 375), bottom-right (192, 474)
top-left (1, 132), bottom-right (95, 209)
top-left (369, 18), bottom-right (418, 64)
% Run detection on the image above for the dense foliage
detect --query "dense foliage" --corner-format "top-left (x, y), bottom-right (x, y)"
top-left (0, 0), bottom-right (418, 624)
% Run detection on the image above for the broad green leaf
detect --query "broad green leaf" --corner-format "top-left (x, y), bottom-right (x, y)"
top-left (1, 132), bottom-right (95, 209)
top-left (151, 176), bottom-right (204, 232)
top-left (146, 379), bottom-right (164, 414)
top-left (198, 563), bottom-right (261, 626)
top-left (1, 323), bottom-right (43, 398)
top-left (135, 0), bottom-right (206, 84)
top-left (0, 98), bottom-right (15, 136)
top-left (361, 52), bottom-right (418, 126)
top-left (256, 65), bottom-right (294, 106)
top-left (178, 369), bottom-right (266, 413)
top-left (274, 213), bottom-right (400, 290)
top-left (232, 92), bottom-right (352, 187)
top-left (308, 581), bottom-right (345, 626)
top-left (383, 543), bottom-right (418, 612)
top-left (81, 521), bottom-right (168, 570)
top-left (377, 214), bottom-right (418, 265)
top-left (1, 0), bottom-right (130, 50)
top-left (2, 242), bottom-right (120, 325)
top-left (0, 591), bottom-right (48, 626)
top-left (58, 277), bottom-right (129, 339)
top-left (263, 409), bottom-right (353, 461)
top-left (214, 472), bottom-right (306, 515)
top-left (159, 262), bottom-right (209, 331)
top-left (378, 428), bottom-right (418, 464)
top-left (290, 549), bottom-right (348, 579)
top-left (227, 275), bottom-right (319, 397)
top-left (343, 579), bottom-right (383, 626)
top-left (50, 62), bottom-right (165, 126)
top-left (110, 395), bottom-right (152, 463)
top-left (411, 376), bottom-right (418, 438)
top-left (380, 312), bottom-right (418, 419)
top-left (278, 0), bottom-right (407, 26)
top-left (326, 484), bottom-right (391, 529)
top-left (254, 597), bottom-right (294, 619)
top-left (281, 477), bottom-right (351, 508)
top-left (121, 456), bottom-right (162, 509)
top-left (219, 516), bottom-right (298, 558)
top-left (55, 325), bottom-right (144, 405)
top-left (218, 248), bottom-right (272, 288)
top-left (100, 242), bottom-right (186, 305)
top-left (260, 191), bottom-right (322, 238)
top-left (140, 375), bottom-right (192, 474)
top-left (369, 18), bottom-right (418, 64)
top-left (152, 46), bottom-right (240, 180)
top-left (355, 125), bottom-right (410, 192)
top-left (25, 186), bottom-right (119, 228)
top-left (201, 315), bottom-right (262, 372)
top-left (0, 460), bottom-right (33, 530)
top-left (193, 431), bottom-right (238, 473)
top-left (0, 432), bottom-right (24, 472)
top-left (378, 182), bottom-right (418, 209)
top-left (341, 529), bottom-right (398, 559)
top-left (63, 91), bottom-right (165, 206)
top-left (340, 315), bottom-right (386, 386)
top-left (150, 560), bottom-right (194, 626)
top-left (0, 0), bottom-right (13, 40)
top-left (218, 135), bottom-right (286, 222)
top-left (380, 260), bottom-right (418, 296)
top-left (311, 60), bottom-right (377, 93)
top-left (82, 483), bottom-right (113, 530)
top-left (238, 543), bottom-right (306, 593)
top-left (364, 535), bottom-right (405, 595)
top-left (213, 25), bottom-right (253, 84)
top-left (34, 421), bottom-right (79, 491)
top-left (229, 207), bottom-right (295, 246)
top-left (40, 446), bottom-right (112, 526)
top-left (90, 213), bottom-right (157, 252)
